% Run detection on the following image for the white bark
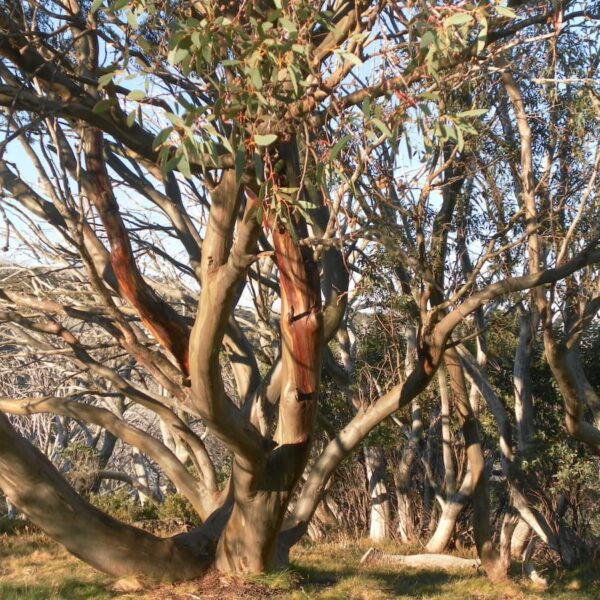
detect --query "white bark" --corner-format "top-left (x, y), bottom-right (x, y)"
top-left (364, 446), bottom-right (391, 542)
top-left (361, 547), bottom-right (480, 571)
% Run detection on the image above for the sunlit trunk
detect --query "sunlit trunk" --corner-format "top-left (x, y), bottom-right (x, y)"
top-left (364, 446), bottom-right (391, 541)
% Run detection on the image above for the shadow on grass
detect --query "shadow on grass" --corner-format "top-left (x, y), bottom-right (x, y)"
top-left (292, 557), bottom-right (600, 599)
top-left (294, 559), bottom-right (466, 594)
top-left (0, 580), bottom-right (114, 600)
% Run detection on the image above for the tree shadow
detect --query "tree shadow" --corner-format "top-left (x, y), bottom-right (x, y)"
top-left (293, 560), bottom-right (469, 596)
top-left (293, 557), bottom-right (600, 599)
top-left (0, 580), bottom-right (114, 600)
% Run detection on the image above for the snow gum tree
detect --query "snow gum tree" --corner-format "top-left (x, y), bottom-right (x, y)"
top-left (0, 0), bottom-right (598, 583)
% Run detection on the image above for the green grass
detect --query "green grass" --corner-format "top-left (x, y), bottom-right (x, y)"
top-left (0, 533), bottom-right (599, 599)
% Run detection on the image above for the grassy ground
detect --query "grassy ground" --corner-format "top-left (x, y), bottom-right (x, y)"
top-left (0, 533), bottom-right (598, 599)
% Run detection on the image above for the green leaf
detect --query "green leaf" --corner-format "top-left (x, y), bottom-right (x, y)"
top-left (97, 72), bottom-right (115, 89)
top-left (92, 99), bottom-right (113, 114)
top-left (169, 47), bottom-right (189, 66)
top-left (288, 65), bottom-right (299, 96)
top-left (127, 89), bottom-right (146, 101)
top-left (420, 30), bottom-right (436, 51)
top-left (177, 153), bottom-right (191, 178)
top-left (250, 67), bottom-right (263, 90)
top-left (456, 123), bottom-right (465, 152)
top-left (90, 0), bottom-right (104, 14)
top-left (456, 108), bottom-right (487, 118)
top-left (126, 9), bottom-right (138, 27)
top-left (235, 147), bottom-right (246, 183)
top-left (258, 181), bottom-right (266, 204)
top-left (253, 152), bottom-right (264, 180)
top-left (153, 127), bottom-right (174, 150)
top-left (444, 13), bottom-right (473, 27)
top-left (244, 202), bottom-right (259, 224)
top-left (279, 17), bottom-right (297, 33)
top-left (476, 17), bottom-right (488, 55)
top-left (371, 118), bottom-right (393, 138)
top-left (496, 6), bottom-right (518, 18)
top-left (254, 133), bottom-right (278, 146)
top-left (330, 134), bottom-right (352, 161)
top-left (338, 51), bottom-right (362, 66)
top-left (126, 109), bottom-right (136, 128)
top-left (111, 0), bottom-right (128, 10)
top-left (165, 112), bottom-right (185, 128)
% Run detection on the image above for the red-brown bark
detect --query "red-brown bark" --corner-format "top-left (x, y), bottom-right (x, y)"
top-left (84, 129), bottom-right (191, 374)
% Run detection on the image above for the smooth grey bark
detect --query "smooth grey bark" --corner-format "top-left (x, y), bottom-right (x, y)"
top-left (395, 324), bottom-right (422, 542)
top-left (513, 306), bottom-right (537, 457)
top-left (364, 446), bottom-right (391, 541)
top-left (511, 519), bottom-right (532, 558)
top-left (439, 366), bottom-right (456, 495)
top-left (131, 447), bottom-right (152, 505)
top-left (426, 470), bottom-right (472, 553)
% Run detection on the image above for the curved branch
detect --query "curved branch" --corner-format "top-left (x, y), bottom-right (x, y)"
top-left (0, 411), bottom-right (212, 581)
top-left (0, 396), bottom-right (217, 519)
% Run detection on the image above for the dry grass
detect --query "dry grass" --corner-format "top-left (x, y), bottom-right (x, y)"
top-left (0, 533), bottom-right (598, 599)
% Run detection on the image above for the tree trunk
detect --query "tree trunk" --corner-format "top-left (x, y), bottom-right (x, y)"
top-left (513, 308), bottom-right (537, 458)
top-left (444, 348), bottom-right (504, 581)
top-left (209, 147), bottom-right (324, 573)
top-left (395, 324), bottom-right (422, 541)
top-left (364, 446), bottom-right (391, 542)
top-left (499, 511), bottom-right (520, 575)
top-left (511, 519), bottom-right (531, 558)
top-left (132, 447), bottom-right (151, 505)
top-left (426, 470), bottom-right (472, 553)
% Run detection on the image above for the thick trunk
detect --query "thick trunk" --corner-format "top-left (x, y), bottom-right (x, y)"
top-left (439, 366), bottom-right (456, 496)
top-left (499, 511), bottom-right (520, 575)
top-left (395, 324), bottom-right (421, 542)
top-left (213, 144), bottom-right (324, 573)
top-left (396, 490), bottom-right (414, 543)
top-left (216, 466), bottom-right (283, 572)
top-left (394, 403), bottom-right (421, 542)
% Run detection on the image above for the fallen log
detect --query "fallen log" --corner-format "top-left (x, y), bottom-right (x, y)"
top-left (359, 547), bottom-right (480, 571)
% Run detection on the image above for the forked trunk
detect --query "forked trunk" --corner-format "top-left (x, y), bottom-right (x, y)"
top-left (425, 471), bottom-right (472, 553)
top-left (364, 446), bottom-right (391, 541)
